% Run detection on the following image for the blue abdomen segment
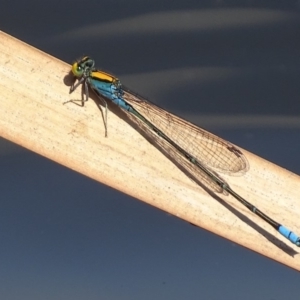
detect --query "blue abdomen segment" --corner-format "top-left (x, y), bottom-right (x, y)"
top-left (279, 225), bottom-right (300, 246)
top-left (90, 78), bottom-right (133, 112)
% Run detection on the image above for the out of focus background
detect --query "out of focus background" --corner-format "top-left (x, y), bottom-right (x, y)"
top-left (1, 1), bottom-right (300, 299)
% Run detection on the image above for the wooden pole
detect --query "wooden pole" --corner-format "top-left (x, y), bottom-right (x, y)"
top-left (0, 31), bottom-right (299, 270)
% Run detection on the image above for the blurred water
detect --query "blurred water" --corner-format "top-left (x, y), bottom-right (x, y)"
top-left (0, 1), bottom-right (300, 299)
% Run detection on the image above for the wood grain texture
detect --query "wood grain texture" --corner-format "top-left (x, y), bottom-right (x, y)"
top-left (0, 31), bottom-right (299, 270)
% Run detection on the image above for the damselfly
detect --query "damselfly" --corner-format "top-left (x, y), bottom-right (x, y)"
top-left (68, 56), bottom-right (300, 247)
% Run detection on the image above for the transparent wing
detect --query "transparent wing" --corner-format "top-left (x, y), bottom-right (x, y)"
top-left (123, 107), bottom-right (226, 193)
top-left (122, 88), bottom-right (248, 176)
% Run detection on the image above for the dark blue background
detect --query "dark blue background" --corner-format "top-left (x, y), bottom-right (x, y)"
top-left (1, 1), bottom-right (300, 299)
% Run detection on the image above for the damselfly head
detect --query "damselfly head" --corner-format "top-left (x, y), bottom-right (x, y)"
top-left (71, 56), bottom-right (95, 78)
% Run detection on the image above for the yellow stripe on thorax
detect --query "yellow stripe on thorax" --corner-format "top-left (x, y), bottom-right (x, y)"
top-left (91, 70), bottom-right (119, 84)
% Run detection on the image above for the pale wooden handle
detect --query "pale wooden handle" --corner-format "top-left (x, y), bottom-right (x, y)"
top-left (0, 31), bottom-right (299, 270)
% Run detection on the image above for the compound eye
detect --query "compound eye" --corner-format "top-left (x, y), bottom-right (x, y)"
top-left (86, 61), bottom-right (93, 68)
top-left (71, 62), bottom-right (83, 77)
